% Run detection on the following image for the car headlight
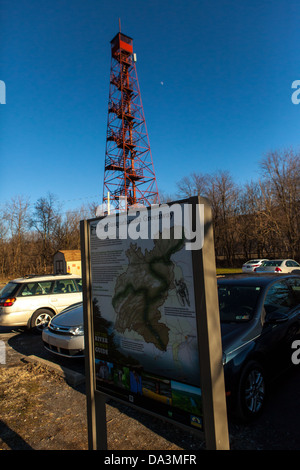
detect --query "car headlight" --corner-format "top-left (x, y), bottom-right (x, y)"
top-left (69, 326), bottom-right (84, 336)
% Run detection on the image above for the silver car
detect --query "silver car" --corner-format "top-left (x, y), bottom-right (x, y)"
top-left (255, 259), bottom-right (300, 274)
top-left (42, 302), bottom-right (84, 358)
top-left (0, 274), bottom-right (82, 331)
top-left (242, 259), bottom-right (269, 273)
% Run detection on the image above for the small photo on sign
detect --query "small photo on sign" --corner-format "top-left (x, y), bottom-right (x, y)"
top-left (171, 381), bottom-right (202, 416)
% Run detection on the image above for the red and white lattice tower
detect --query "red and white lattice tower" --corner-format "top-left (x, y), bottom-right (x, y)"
top-left (102, 30), bottom-right (160, 212)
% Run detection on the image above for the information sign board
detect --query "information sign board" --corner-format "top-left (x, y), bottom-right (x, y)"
top-left (81, 196), bottom-right (229, 450)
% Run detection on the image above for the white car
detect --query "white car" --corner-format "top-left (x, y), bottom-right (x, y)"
top-left (0, 274), bottom-right (82, 331)
top-left (42, 302), bottom-right (84, 358)
top-left (255, 259), bottom-right (300, 274)
top-left (242, 259), bottom-right (269, 273)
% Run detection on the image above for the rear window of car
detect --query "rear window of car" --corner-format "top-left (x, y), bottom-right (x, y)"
top-left (218, 285), bottom-right (261, 322)
top-left (0, 282), bottom-right (20, 298)
top-left (286, 261), bottom-right (300, 267)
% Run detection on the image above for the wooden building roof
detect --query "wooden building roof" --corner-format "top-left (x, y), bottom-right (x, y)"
top-left (55, 250), bottom-right (81, 261)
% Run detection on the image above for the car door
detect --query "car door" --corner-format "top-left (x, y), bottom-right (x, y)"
top-left (260, 279), bottom-right (300, 359)
top-left (285, 277), bottom-right (300, 336)
top-left (49, 278), bottom-right (82, 313)
top-left (14, 280), bottom-right (54, 322)
top-left (286, 260), bottom-right (300, 272)
top-left (285, 261), bottom-right (294, 272)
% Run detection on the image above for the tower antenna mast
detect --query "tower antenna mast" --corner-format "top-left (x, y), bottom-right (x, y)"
top-left (102, 29), bottom-right (160, 212)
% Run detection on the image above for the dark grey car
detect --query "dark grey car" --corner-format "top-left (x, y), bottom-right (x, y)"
top-left (219, 274), bottom-right (300, 422)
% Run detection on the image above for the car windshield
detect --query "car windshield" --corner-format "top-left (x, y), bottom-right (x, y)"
top-left (0, 282), bottom-right (19, 298)
top-left (218, 285), bottom-right (261, 323)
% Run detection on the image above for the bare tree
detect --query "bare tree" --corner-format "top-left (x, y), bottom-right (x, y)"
top-left (236, 182), bottom-right (268, 259)
top-left (3, 195), bottom-right (31, 275)
top-left (259, 148), bottom-right (300, 258)
top-left (176, 172), bottom-right (209, 199)
top-left (0, 208), bottom-right (9, 279)
top-left (30, 193), bottom-right (61, 272)
top-left (158, 191), bottom-right (176, 204)
top-left (207, 171), bottom-right (239, 265)
top-left (3, 195), bottom-right (30, 239)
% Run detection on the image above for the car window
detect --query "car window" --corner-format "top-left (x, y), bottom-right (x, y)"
top-left (218, 285), bottom-right (261, 322)
top-left (19, 281), bottom-right (53, 296)
top-left (286, 278), bottom-right (300, 306)
top-left (76, 279), bottom-right (82, 292)
top-left (53, 279), bottom-right (77, 294)
top-left (264, 280), bottom-right (295, 315)
top-left (0, 282), bottom-right (19, 298)
top-left (264, 260), bottom-right (283, 267)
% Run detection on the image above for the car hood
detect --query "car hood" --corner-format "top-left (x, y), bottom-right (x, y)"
top-left (51, 303), bottom-right (83, 327)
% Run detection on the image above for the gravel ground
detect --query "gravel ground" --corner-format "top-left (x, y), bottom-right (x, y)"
top-left (1, 327), bottom-right (300, 451)
top-left (0, 362), bottom-right (204, 451)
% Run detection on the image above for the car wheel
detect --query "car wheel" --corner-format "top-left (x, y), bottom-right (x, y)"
top-left (236, 360), bottom-right (266, 422)
top-left (30, 309), bottom-right (54, 333)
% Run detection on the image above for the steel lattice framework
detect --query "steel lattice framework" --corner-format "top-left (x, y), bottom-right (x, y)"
top-left (102, 31), bottom-right (160, 212)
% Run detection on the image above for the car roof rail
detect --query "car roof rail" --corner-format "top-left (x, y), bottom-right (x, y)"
top-left (21, 273), bottom-right (73, 279)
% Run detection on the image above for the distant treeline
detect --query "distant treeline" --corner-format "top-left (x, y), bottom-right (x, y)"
top-left (162, 148), bottom-right (299, 266)
top-left (0, 195), bottom-right (98, 279)
top-left (0, 148), bottom-right (299, 279)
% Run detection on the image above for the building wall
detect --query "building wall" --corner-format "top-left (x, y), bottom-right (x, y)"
top-left (66, 261), bottom-right (82, 276)
top-left (53, 252), bottom-right (82, 276)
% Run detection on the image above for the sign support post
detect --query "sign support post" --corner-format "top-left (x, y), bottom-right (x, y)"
top-left (193, 197), bottom-right (229, 449)
top-left (81, 220), bottom-right (108, 450)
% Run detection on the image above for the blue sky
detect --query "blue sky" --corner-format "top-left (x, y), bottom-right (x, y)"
top-left (1, 0), bottom-right (300, 214)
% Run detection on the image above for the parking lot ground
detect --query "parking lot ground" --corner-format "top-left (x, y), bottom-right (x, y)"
top-left (1, 326), bottom-right (300, 450)
top-left (0, 327), bottom-right (204, 451)
top-left (22, 354), bottom-right (85, 387)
